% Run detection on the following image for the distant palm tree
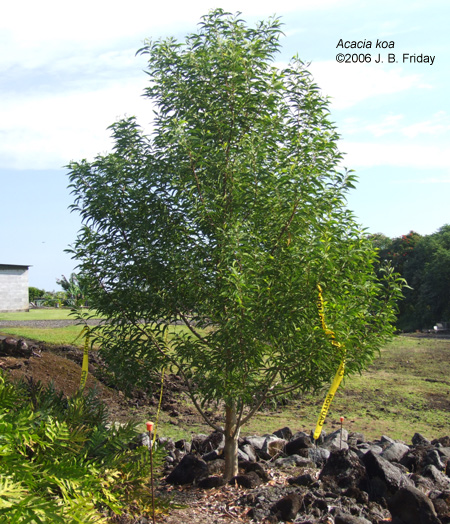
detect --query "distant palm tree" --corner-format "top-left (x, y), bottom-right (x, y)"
top-left (56, 273), bottom-right (88, 307)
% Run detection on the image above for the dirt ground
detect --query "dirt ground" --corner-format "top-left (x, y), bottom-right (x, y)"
top-left (1, 344), bottom-right (121, 411)
top-left (0, 334), bottom-right (203, 427)
top-left (0, 334), bottom-right (288, 524)
top-left (0, 333), bottom-right (244, 523)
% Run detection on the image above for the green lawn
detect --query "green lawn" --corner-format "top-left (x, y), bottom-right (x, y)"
top-left (1, 315), bottom-right (449, 443)
top-left (0, 308), bottom-right (98, 321)
top-left (0, 315), bottom-right (194, 348)
top-left (0, 325), bottom-right (88, 346)
top-left (0, 308), bottom-right (101, 346)
top-left (147, 336), bottom-right (450, 443)
top-left (247, 336), bottom-right (450, 442)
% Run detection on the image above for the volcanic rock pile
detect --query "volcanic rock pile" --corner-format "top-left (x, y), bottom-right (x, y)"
top-left (160, 427), bottom-right (450, 523)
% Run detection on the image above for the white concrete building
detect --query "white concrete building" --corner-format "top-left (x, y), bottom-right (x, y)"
top-left (0, 264), bottom-right (30, 312)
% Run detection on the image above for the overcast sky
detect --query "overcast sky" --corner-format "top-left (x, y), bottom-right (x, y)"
top-left (1, 0), bottom-right (448, 290)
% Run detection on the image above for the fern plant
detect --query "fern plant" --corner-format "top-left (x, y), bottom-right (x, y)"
top-left (0, 371), bottom-right (165, 523)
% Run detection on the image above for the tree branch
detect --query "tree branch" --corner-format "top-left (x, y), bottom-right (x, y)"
top-left (232, 400), bottom-right (245, 439)
top-left (183, 379), bottom-right (223, 432)
top-left (188, 151), bottom-right (216, 230)
top-left (239, 368), bottom-right (280, 426)
top-left (270, 197), bottom-right (300, 256)
top-left (177, 309), bottom-right (211, 345)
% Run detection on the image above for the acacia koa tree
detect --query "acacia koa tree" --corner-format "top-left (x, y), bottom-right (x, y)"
top-left (68, 10), bottom-right (404, 479)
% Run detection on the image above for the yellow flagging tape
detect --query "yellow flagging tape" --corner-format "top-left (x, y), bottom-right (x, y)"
top-left (152, 367), bottom-right (165, 446)
top-left (79, 326), bottom-right (90, 391)
top-left (313, 285), bottom-right (346, 441)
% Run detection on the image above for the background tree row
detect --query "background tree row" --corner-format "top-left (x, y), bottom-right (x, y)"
top-left (371, 224), bottom-right (450, 331)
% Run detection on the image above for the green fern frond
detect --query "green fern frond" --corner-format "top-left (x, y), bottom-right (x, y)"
top-left (0, 476), bottom-right (27, 509)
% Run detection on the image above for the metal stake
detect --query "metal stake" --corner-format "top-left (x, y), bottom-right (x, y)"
top-left (340, 416), bottom-right (344, 450)
top-left (147, 421), bottom-right (155, 524)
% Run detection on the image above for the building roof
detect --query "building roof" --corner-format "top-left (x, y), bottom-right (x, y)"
top-left (0, 264), bottom-right (31, 270)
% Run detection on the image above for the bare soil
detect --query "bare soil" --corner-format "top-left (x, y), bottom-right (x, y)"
top-left (0, 335), bottom-right (201, 427)
top-left (0, 329), bottom-right (243, 523)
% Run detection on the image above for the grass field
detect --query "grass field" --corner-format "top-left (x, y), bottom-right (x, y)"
top-left (0, 309), bottom-right (96, 321)
top-left (0, 325), bottom-right (89, 346)
top-left (247, 336), bottom-right (450, 442)
top-left (0, 309), bottom-right (99, 346)
top-left (139, 335), bottom-right (450, 443)
top-left (1, 309), bottom-right (449, 442)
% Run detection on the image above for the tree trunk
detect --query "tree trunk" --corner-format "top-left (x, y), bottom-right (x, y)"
top-left (223, 404), bottom-right (240, 481)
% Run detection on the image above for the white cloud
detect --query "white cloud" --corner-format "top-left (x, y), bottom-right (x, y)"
top-left (365, 115), bottom-right (405, 137)
top-left (308, 61), bottom-right (430, 109)
top-left (341, 111), bottom-right (450, 140)
top-left (341, 141), bottom-right (449, 170)
top-left (0, 0), bottom-right (444, 172)
top-left (1, 0), bottom-right (350, 47)
top-left (401, 111), bottom-right (450, 138)
top-left (411, 176), bottom-right (450, 184)
top-left (0, 79), bottom-right (153, 169)
top-left (1, 0), bottom-right (358, 170)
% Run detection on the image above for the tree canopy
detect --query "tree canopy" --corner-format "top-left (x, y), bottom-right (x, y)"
top-left (372, 225), bottom-right (450, 331)
top-left (68, 10), bottom-right (403, 479)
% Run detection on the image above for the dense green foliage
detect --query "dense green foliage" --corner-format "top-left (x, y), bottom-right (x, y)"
top-left (28, 287), bottom-right (46, 303)
top-left (0, 373), bottom-right (162, 523)
top-left (372, 225), bottom-right (450, 331)
top-left (27, 273), bottom-right (88, 308)
top-left (67, 10), bottom-right (404, 478)
top-left (56, 273), bottom-right (89, 307)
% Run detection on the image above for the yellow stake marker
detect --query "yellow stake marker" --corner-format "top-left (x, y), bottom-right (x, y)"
top-left (313, 285), bottom-right (346, 441)
top-left (147, 421), bottom-right (156, 524)
top-left (79, 326), bottom-right (90, 391)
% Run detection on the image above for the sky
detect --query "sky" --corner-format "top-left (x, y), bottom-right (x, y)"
top-left (1, 0), bottom-right (448, 291)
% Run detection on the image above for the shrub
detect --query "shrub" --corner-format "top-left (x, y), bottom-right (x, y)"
top-left (0, 373), bottom-right (164, 522)
top-left (28, 287), bottom-right (46, 303)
